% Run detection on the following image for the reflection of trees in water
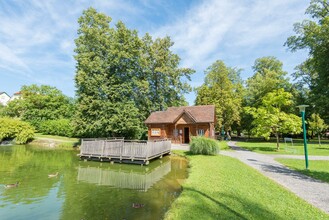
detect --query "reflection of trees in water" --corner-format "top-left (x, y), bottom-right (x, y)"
top-left (77, 159), bottom-right (171, 191)
top-left (0, 146), bottom-right (74, 205)
top-left (60, 156), bottom-right (188, 220)
top-left (0, 146), bottom-right (189, 220)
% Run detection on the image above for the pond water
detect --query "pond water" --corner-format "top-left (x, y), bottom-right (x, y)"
top-left (0, 145), bottom-right (188, 220)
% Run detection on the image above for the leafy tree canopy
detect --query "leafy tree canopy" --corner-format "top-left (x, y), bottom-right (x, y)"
top-left (195, 60), bottom-right (243, 131)
top-left (245, 89), bottom-right (302, 150)
top-left (245, 56), bottom-right (292, 107)
top-left (4, 84), bottom-right (74, 130)
top-left (74, 7), bottom-right (193, 138)
top-left (286, 0), bottom-right (329, 123)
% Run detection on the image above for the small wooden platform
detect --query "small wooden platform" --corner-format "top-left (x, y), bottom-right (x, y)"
top-left (78, 138), bottom-right (171, 165)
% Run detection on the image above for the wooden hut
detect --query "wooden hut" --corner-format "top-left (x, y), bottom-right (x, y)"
top-left (145, 105), bottom-right (216, 144)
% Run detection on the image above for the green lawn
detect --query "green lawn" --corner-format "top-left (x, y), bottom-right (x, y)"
top-left (276, 159), bottom-right (329, 183)
top-left (34, 133), bottom-right (79, 143)
top-left (32, 133), bottom-right (80, 148)
top-left (165, 151), bottom-right (329, 220)
top-left (218, 141), bottom-right (230, 150)
top-left (237, 140), bottom-right (329, 155)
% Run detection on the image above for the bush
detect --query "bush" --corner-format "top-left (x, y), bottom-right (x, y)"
top-left (190, 136), bottom-right (219, 155)
top-left (40, 119), bottom-right (74, 137)
top-left (0, 117), bottom-right (35, 144)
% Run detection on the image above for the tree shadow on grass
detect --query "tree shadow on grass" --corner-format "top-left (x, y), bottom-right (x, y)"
top-left (260, 163), bottom-right (324, 183)
top-left (295, 169), bottom-right (329, 184)
top-left (182, 187), bottom-right (282, 220)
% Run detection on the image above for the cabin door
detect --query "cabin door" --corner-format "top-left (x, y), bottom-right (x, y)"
top-left (184, 127), bottom-right (190, 143)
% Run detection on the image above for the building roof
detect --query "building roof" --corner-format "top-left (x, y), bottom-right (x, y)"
top-left (0, 92), bottom-right (10, 97)
top-left (13, 91), bottom-right (21, 95)
top-left (145, 105), bottom-right (215, 124)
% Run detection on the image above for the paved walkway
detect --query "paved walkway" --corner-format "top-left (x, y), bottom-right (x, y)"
top-left (221, 141), bottom-right (329, 214)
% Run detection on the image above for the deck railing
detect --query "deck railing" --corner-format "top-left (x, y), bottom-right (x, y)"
top-left (79, 138), bottom-right (171, 164)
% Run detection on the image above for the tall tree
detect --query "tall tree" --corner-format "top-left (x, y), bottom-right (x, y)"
top-left (245, 56), bottom-right (292, 108)
top-left (141, 34), bottom-right (193, 113)
top-left (74, 8), bottom-right (144, 138)
top-left (195, 60), bottom-right (243, 133)
top-left (74, 8), bottom-right (193, 138)
top-left (245, 89), bottom-right (302, 150)
top-left (285, 0), bottom-right (329, 123)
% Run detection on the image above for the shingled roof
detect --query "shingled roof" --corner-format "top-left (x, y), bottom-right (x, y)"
top-left (145, 105), bottom-right (215, 124)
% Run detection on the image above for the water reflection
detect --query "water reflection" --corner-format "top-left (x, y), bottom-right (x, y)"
top-left (77, 158), bottom-right (171, 191)
top-left (0, 145), bottom-right (188, 220)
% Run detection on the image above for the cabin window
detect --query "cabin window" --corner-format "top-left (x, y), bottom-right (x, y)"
top-left (173, 129), bottom-right (178, 137)
top-left (198, 129), bottom-right (205, 136)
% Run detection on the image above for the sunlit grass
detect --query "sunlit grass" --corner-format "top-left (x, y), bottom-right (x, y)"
top-left (276, 159), bottom-right (329, 183)
top-left (165, 151), bottom-right (328, 219)
top-left (237, 140), bottom-right (329, 155)
top-left (34, 133), bottom-right (79, 143)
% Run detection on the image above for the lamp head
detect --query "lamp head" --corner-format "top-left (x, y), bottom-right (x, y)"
top-left (297, 105), bottom-right (309, 113)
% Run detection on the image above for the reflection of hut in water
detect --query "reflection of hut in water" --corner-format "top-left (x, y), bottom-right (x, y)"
top-left (77, 159), bottom-right (171, 191)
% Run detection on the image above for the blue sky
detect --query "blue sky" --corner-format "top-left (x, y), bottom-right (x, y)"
top-left (0, 0), bottom-right (310, 105)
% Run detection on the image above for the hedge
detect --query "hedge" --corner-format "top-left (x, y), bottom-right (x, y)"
top-left (0, 117), bottom-right (35, 144)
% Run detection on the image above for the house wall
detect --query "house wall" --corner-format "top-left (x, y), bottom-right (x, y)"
top-left (0, 93), bottom-right (10, 106)
top-left (147, 123), bottom-right (214, 144)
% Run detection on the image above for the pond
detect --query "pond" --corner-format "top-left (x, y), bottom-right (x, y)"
top-left (0, 145), bottom-right (188, 220)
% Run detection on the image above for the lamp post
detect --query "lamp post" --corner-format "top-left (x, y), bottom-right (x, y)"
top-left (297, 105), bottom-right (309, 169)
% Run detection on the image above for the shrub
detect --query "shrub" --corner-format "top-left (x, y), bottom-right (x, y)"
top-left (190, 136), bottom-right (219, 155)
top-left (40, 119), bottom-right (74, 137)
top-left (0, 117), bottom-right (35, 144)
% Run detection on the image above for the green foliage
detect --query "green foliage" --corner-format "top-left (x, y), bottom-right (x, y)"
top-left (40, 119), bottom-right (74, 137)
top-left (3, 84), bottom-right (74, 130)
top-left (189, 136), bottom-right (219, 155)
top-left (74, 7), bottom-right (193, 138)
top-left (308, 113), bottom-right (328, 145)
top-left (245, 89), bottom-right (302, 150)
top-left (308, 113), bottom-right (328, 135)
top-left (245, 57), bottom-right (292, 108)
top-left (286, 0), bottom-right (329, 123)
top-left (195, 60), bottom-right (243, 132)
top-left (0, 117), bottom-right (35, 144)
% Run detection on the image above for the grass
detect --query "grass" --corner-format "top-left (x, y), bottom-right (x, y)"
top-left (276, 159), bottom-right (329, 183)
top-left (165, 151), bottom-right (329, 220)
top-left (218, 141), bottom-right (230, 150)
top-left (31, 133), bottom-right (80, 148)
top-left (237, 139), bottom-right (329, 155)
top-left (34, 133), bottom-right (79, 142)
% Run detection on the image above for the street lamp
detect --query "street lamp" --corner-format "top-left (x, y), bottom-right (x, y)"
top-left (297, 105), bottom-right (309, 169)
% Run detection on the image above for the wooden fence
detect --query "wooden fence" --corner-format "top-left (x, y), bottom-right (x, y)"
top-left (77, 160), bottom-right (171, 191)
top-left (78, 138), bottom-right (171, 165)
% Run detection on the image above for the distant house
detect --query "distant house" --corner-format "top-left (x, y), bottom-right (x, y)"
top-left (9, 91), bottom-right (22, 101)
top-left (0, 92), bottom-right (11, 106)
top-left (145, 105), bottom-right (216, 144)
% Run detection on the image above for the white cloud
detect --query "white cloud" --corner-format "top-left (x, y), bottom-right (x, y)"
top-left (154, 0), bottom-right (308, 72)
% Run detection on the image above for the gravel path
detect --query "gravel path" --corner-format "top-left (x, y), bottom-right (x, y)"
top-left (221, 141), bottom-right (329, 214)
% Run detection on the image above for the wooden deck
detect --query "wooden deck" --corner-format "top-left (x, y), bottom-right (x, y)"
top-left (78, 138), bottom-right (171, 165)
top-left (77, 159), bottom-right (171, 191)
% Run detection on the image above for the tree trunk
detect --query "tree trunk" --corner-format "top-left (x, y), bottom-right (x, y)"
top-left (318, 133), bottom-right (321, 146)
top-left (276, 132), bottom-right (280, 151)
